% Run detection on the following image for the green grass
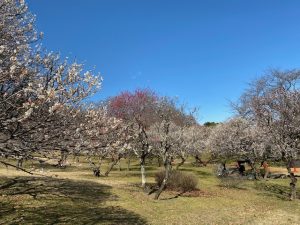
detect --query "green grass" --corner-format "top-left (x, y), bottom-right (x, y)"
top-left (0, 159), bottom-right (299, 225)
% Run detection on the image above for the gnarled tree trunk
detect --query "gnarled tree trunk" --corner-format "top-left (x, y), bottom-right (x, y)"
top-left (287, 165), bottom-right (297, 201)
top-left (154, 158), bottom-right (171, 200)
top-left (104, 157), bottom-right (120, 177)
top-left (16, 157), bottom-right (23, 170)
top-left (194, 155), bottom-right (207, 167)
top-left (176, 156), bottom-right (185, 170)
top-left (87, 158), bottom-right (101, 177)
top-left (248, 160), bottom-right (259, 180)
top-left (58, 149), bottom-right (68, 168)
top-left (157, 156), bottom-right (162, 167)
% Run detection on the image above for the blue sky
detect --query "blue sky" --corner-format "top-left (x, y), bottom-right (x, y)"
top-left (27, 0), bottom-right (300, 123)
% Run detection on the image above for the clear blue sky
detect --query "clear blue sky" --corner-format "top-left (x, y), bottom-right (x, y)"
top-left (27, 0), bottom-right (300, 123)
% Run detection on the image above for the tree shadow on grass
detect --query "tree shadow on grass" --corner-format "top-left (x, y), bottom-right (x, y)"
top-left (217, 177), bottom-right (248, 190)
top-left (178, 168), bottom-right (212, 178)
top-left (28, 161), bottom-right (93, 173)
top-left (254, 181), bottom-right (300, 201)
top-left (0, 176), bottom-right (148, 225)
top-left (114, 170), bottom-right (158, 178)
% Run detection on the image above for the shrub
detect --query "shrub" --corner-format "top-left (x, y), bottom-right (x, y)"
top-left (154, 170), bottom-right (198, 192)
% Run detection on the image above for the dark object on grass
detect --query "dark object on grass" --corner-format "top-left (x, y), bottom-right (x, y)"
top-left (93, 168), bottom-right (100, 177)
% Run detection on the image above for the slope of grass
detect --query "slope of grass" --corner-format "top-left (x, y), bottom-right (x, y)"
top-left (0, 159), bottom-right (299, 225)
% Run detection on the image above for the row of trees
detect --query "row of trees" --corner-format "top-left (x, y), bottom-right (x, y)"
top-left (209, 71), bottom-right (300, 200)
top-left (106, 90), bottom-right (205, 199)
top-left (0, 0), bottom-right (208, 200)
top-left (1, 1), bottom-right (299, 200)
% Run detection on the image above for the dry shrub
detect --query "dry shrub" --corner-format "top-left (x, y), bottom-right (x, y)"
top-left (155, 170), bottom-right (198, 192)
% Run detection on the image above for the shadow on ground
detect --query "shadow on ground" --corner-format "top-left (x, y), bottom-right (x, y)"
top-left (254, 181), bottom-right (300, 201)
top-left (0, 176), bottom-right (147, 225)
top-left (178, 167), bottom-right (212, 178)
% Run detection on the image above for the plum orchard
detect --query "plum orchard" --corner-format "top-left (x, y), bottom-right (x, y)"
top-left (1, 1), bottom-right (299, 201)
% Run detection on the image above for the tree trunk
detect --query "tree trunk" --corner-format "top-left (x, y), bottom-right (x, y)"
top-left (58, 150), bottom-right (68, 168)
top-left (87, 158), bottom-right (101, 177)
top-left (249, 161), bottom-right (259, 180)
top-left (118, 159), bottom-right (122, 171)
top-left (176, 156), bottom-right (185, 170)
top-left (157, 156), bottom-right (162, 167)
top-left (287, 166), bottom-right (297, 200)
top-left (104, 159), bottom-right (120, 176)
top-left (154, 160), bottom-right (171, 200)
top-left (140, 156), bottom-right (147, 188)
top-left (194, 155), bottom-right (206, 167)
top-left (127, 157), bottom-right (131, 171)
top-left (16, 157), bottom-right (23, 170)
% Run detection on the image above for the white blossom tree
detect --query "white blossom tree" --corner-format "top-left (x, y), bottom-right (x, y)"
top-left (148, 98), bottom-right (194, 199)
top-left (0, 0), bottom-right (101, 169)
top-left (209, 118), bottom-right (269, 178)
top-left (235, 70), bottom-right (300, 200)
top-left (182, 125), bottom-right (211, 168)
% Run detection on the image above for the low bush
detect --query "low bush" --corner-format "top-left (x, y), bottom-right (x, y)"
top-left (154, 170), bottom-right (198, 192)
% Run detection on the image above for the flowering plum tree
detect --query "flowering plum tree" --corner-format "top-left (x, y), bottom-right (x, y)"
top-left (208, 118), bottom-right (269, 178)
top-left (108, 89), bottom-right (158, 187)
top-left (147, 98), bottom-right (195, 199)
top-left (0, 0), bottom-right (101, 169)
top-left (235, 70), bottom-right (300, 200)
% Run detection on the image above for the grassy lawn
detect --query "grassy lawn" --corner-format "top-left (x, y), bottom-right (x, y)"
top-left (0, 159), bottom-right (299, 225)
